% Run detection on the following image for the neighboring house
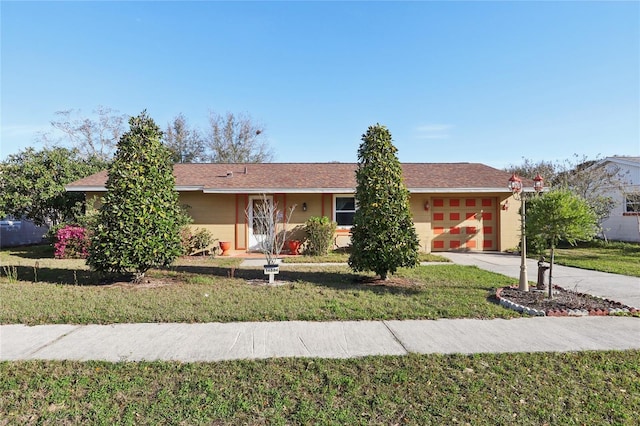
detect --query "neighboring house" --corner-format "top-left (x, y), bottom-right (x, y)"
top-left (0, 217), bottom-right (48, 248)
top-left (66, 162), bottom-right (528, 253)
top-left (597, 156), bottom-right (640, 242)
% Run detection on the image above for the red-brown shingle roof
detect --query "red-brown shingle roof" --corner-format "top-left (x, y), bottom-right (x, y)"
top-left (66, 162), bottom-right (521, 193)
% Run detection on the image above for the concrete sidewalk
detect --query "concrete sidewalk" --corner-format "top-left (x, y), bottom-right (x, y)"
top-left (2, 317), bottom-right (639, 362)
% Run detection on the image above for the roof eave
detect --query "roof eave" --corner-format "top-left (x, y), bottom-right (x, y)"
top-left (66, 185), bottom-right (205, 192)
top-left (408, 187), bottom-right (514, 193)
top-left (202, 187), bottom-right (354, 194)
top-left (65, 185), bottom-right (107, 192)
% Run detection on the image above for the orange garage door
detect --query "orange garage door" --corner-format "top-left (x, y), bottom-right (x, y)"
top-left (431, 197), bottom-right (497, 251)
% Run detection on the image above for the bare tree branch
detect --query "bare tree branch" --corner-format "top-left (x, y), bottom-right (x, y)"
top-left (163, 113), bottom-right (206, 163)
top-left (246, 194), bottom-right (296, 266)
top-left (206, 111), bottom-right (274, 163)
top-left (39, 106), bottom-right (127, 162)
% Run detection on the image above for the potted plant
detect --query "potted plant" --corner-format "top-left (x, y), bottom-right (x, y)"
top-left (219, 241), bottom-right (232, 256)
top-left (287, 240), bottom-right (301, 255)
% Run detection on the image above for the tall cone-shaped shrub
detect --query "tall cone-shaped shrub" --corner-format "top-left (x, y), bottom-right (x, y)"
top-left (88, 111), bottom-right (184, 281)
top-left (348, 124), bottom-right (419, 280)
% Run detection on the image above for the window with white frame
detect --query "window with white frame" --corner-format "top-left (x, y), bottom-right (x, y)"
top-left (625, 194), bottom-right (640, 213)
top-left (334, 196), bottom-right (356, 227)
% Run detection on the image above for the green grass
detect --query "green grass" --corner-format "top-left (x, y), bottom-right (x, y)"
top-left (2, 350), bottom-right (638, 425)
top-left (550, 240), bottom-right (640, 277)
top-left (0, 263), bottom-right (520, 325)
top-left (2, 242), bottom-right (637, 325)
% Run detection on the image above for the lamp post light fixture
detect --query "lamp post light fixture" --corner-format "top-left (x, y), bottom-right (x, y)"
top-left (508, 173), bottom-right (544, 291)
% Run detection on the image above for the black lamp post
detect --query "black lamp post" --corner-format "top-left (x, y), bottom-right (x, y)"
top-left (508, 173), bottom-right (544, 291)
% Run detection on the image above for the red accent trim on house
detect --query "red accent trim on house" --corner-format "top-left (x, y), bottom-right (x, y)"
top-left (450, 240), bottom-right (460, 249)
top-left (483, 240), bottom-right (493, 248)
top-left (466, 240), bottom-right (476, 248)
top-left (235, 194), bottom-right (239, 249)
top-left (465, 199), bottom-right (476, 207)
top-left (466, 227), bottom-right (476, 234)
top-left (450, 227), bottom-right (460, 235)
top-left (483, 226), bottom-right (493, 235)
top-left (433, 227), bottom-right (444, 235)
top-left (433, 212), bottom-right (444, 221)
top-left (482, 198), bottom-right (492, 207)
top-left (483, 212), bottom-right (492, 220)
top-left (465, 212), bottom-right (476, 220)
top-left (450, 212), bottom-right (460, 221)
top-left (433, 199), bottom-right (444, 207)
top-left (450, 199), bottom-right (460, 207)
top-left (433, 241), bottom-right (444, 249)
top-left (236, 194), bottom-right (248, 251)
top-left (283, 194), bottom-right (287, 223)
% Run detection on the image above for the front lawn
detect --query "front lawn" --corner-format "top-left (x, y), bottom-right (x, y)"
top-left (0, 263), bottom-right (519, 325)
top-left (2, 350), bottom-right (638, 425)
top-left (0, 246), bottom-right (518, 325)
top-left (550, 240), bottom-right (640, 277)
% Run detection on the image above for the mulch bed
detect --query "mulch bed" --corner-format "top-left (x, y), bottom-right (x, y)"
top-left (355, 276), bottom-right (420, 288)
top-left (496, 286), bottom-right (638, 317)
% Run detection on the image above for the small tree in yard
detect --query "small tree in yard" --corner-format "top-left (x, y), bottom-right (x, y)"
top-left (246, 194), bottom-right (296, 283)
top-left (88, 111), bottom-right (186, 281)
top-left (349, 124), bottom-right (419, 280)
top-left (525, 188), bottom-right (599, 298)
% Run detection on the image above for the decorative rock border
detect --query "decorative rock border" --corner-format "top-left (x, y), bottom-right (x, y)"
top-left (495, 286), bottom-right (639, 317)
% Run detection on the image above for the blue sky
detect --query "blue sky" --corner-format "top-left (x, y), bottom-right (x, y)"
top-left (2, 1), bottom-right (638, 169)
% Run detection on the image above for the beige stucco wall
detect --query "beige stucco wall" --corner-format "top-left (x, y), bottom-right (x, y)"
top-left (179, 192), bottom-right (237, 247)
top-left (83, 190), bottom-right (522, 254)
top-left (499, 194), bottom-right (522, 251)
top-left (278, 194), bottom-right (325, 241)
top-left (178, 191), bottom-right (523, 253)
top-left (85, 192), bottom-right (103, 210)
top-left (409, 195), bottom-right (432, 252)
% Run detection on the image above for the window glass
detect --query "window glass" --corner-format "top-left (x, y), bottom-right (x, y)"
top-left (336, 197), bottom-right (355, 211)
top-left (335, 196), bottom-right (356, 226)
top-left (626, 195), bottom-right (640, 213)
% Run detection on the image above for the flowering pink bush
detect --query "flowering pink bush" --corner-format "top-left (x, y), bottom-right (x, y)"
top-left (54, 225), bottom-right (89, 259)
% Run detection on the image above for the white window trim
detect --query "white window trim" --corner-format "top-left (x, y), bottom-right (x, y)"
top-left (333, 194), bottom-right (356, 229)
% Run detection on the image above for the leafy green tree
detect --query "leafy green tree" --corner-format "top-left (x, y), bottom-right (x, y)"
top-left (348, 124), bottom-right (419, 280)
top-left (525, 188), bottom-right (599, 297)
top-left (88, 111), bottom-right (186, 281)
top-left (0, 147), bottom-right (106, 226)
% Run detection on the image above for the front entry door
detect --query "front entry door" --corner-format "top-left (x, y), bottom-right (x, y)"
top-left (248, 195), bottom-right (273, 251)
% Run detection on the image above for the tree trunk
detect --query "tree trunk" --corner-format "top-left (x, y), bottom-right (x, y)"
top-left (133, 271), bottom-right (145, 283)
top-left (548, 245), bottom-right (555, 299)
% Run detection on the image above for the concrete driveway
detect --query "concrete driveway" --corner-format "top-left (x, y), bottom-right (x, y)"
top-left (439, 252), bottom-right (640, 309)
